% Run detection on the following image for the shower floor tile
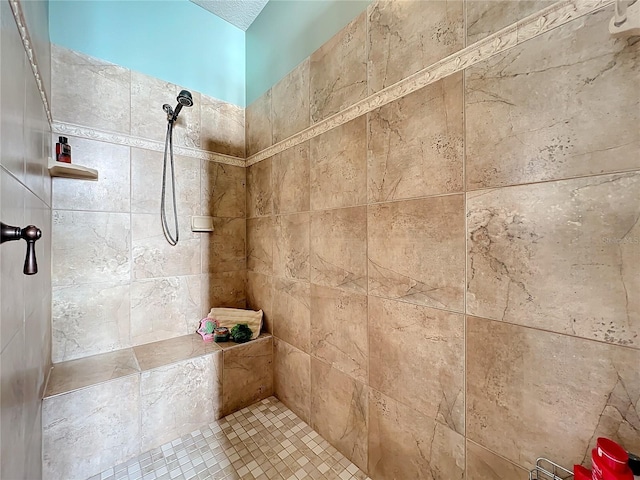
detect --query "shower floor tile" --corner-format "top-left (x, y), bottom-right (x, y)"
top-left (90, 397), bottom-right (372, 480)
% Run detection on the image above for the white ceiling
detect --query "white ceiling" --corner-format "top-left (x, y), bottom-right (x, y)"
top-left (190, 0), bottom-right (269, 31)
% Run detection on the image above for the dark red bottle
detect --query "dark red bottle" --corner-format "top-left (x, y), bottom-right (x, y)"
top-left (56, 136), bottom-right (71, 163)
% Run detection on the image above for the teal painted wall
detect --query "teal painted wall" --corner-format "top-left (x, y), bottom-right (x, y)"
top-left (49, 0), bottom-right (246, 106)
top-left (245, 0), bottom-right (370, 106)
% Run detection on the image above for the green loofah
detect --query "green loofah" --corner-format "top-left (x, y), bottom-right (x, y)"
top-left (230, 323), bottom-right (252, 343)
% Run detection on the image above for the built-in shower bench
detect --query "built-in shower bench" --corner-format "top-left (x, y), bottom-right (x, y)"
top-left (42, 333), bottom-right (273, 480)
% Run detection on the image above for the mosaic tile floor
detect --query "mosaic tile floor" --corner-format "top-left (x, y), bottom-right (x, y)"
top-left (90, 397), bottom-right (372, 480)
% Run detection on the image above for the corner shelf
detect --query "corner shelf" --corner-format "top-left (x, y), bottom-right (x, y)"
top-left (48, 161), bottom-right (98, 181)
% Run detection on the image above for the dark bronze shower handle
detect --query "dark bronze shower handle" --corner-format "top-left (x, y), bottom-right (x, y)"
top-left (1, 222), bottom-right (42, 275)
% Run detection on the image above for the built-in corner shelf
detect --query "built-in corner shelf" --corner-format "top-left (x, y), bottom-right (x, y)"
top-left (48, 161), bottom-right (98, 180)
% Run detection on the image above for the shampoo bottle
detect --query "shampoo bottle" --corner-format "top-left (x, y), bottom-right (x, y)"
top-left (56, 136), bottom-right (71, 163)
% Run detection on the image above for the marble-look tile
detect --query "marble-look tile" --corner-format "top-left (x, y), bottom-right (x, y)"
top-left (274, 338), bottom-right (311, 423)
top-left (134, 333), bottom-right (221, 371)
top-left (467, 173), bottom-right (640, 347)
top-left (51, 45), bottom-right (131, 134)
top-left (1, 170), bottom-right (25, 352)
top-left (24, 69), bottom-right (49, 203)
top-left (466, 8), bottom-right (640, 189)
top-left (369, 296), bottom-right (464, 433)
top-left (45, 349), bottom-right (139, 397)
top-left (246, 89), bottom-right (272, 157)
top-left (201, 271), bottom-right (247, 316)
top-left (272, 59), bottom-right (310, 142)
top-left (222, 336), bottom-right (273, 416)
top-left (368, 388), bottom-right (465, 480)
top-left (310, 117), bottom-right (366, 210)
top-left (0, 330), bottom-right (26, 480)
top-left (272, 142), bottom-right (310, 215)
top-left (310, 206), bottom-right (367, 294)
top-left (247, 216), bottom-right (273, 275)
top-left (42, 375), bottom-right (140, 480)
top-left (130, 275), bottom-right (201, 345)
top-left (247, 157), bottom-right (272, 218)
top-left (272, 278), bottom-right (310, 354)
top-left (466, 441), bottom-right (528, 480)
top-left (132, 213), bottom-right (201, 279)
top-left (1, 0), bottom-right (26, 182)
top-left (52, 210), bottom-right (131, 286)
top-left (131, 71), bottom-right (201, 148)
top-left (52, 136), bottom-right (131, 212)
top-left (202, 217), bottom-right (245, 273)
top-left (310, 12), bottom-right (367, 123)
top-left (141, 353), bottom-right (222, 450)
top-left (310, 358), bottom-right (368, 470)
top-left (131, 147), bottom-right (200, 215)
top-left (467, 1), bottom-right (555, 44)
top-left (247, 271), bottom-right (273, 334)
top-left (201, 161), bottom-right (246, 218)
top-left (52, 282), bottom-right (131, 362)
top-left (368, 73), bottom-right (463, 202)
top-left (367, 0), bottom-right (464, 93)
top-left (467, 316), bottom-right (640, 469)
top-left (200, 93), bottom-right (245, 157)
top-left (310, 285), bottom-right (367, 383)
top-left (368, 195), bottom-right (465, 311)
top-left (274, 213), bottom-right (310, 281)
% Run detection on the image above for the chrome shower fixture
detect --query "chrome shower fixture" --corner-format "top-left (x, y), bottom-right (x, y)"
top-left (163, 89), bottom-right (194, 123)
top-left (610, 0), bottom-right (640, 36)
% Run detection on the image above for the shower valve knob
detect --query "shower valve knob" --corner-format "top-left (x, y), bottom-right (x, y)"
top-left (1, 222), bottom-right (42, 275)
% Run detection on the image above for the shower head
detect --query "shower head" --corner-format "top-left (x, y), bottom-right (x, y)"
top-left (166, 90), bottom-right (193, 122)
top-left (177, 90), bottom-right (193, 107)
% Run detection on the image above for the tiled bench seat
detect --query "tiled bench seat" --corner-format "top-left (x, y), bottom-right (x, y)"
top-left (42, 333), bottom-right (273, 480)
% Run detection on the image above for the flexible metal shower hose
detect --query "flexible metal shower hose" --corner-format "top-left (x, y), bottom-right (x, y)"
top-left (161, 120), bottom-right (179, 246)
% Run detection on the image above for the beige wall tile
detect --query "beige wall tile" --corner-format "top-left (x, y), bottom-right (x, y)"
top-left (51, 45), bottom-right (131, 134)
top-left (368, 73), bottom-right (463, 202)
top-left (247, 272), bottom-right (273, 334)
top-left (310, 285), bottom-right (367, 383)
top-left (201, 161), bottom-right (246, 218)
top-left (42, 375), bottom-right (140, 480)
top-left (368, 388), bottom-right (465, 480)
top-left (272, 278), bottom-right (310, 353)
top-left (52, 136), bottom-right (131, 212)
top-left (310, 206), bottom-right (367, 294)
top-left (130, 275), bottom-right (200, 345)
top-left (368, 195), bottom-right (465, 311)
top-left (52, 210), bottom-right (131, 286)
top-left (367, 0), bottom-right (464, 93)
top-left (467, 316), bottom-right (640, 469)
top-left (201, 271), bottom-right (247, 315)
top-left (310, 12), bottom-right (367, 123)
top-left (272, 59), bottom-right (310, 143)
top-left (141, 353), bottom-right (222, 450)
top-left (272, 142), bottom-right (310, 215)
top-left (465, 441), bottom-right (528, 480)
top-left (369, 296), bottom-right (464, 434)
top-left (132, 213), bottom-right (201, 279)
top-left (466, 8), bottom-right (640, 189)
top-left (24, 70), bottom-right (50, 204)
top-left (131, 148), bottom-right (200, 216)
top-left (274, 338), bottom-right (311, 423)
top-left (246, 89), bottom-right (272, 157)
top-left (274, 213), bottom-right (310, 281)
top-left (200, 93), bottom-right (245, 158)
top-left (131, 71), bottom-right (201, 148)
top-left (247, 157), bottom-right (272, 218)
top-left (202, 217), bottom-right (246, 274)
top-left (310, 358), bottom-right (368, 470)
top-left (467, 172), bottom-right (640, 347)
top-left (52, 282), bottom-right (131, 362)
top-left (247, 216), bottom-right (273, 275)
top-left (310, 117), bottom-right (366, 210)
top-left (222, 337), bottom-right (273, 415)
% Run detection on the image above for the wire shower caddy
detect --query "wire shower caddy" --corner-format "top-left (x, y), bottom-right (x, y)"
top-left (530, 458), bottom-right (574, 480)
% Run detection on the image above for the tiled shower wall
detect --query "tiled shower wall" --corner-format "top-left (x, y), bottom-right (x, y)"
top-left (245, 2), bottom-right (640, 478)
top-left (50, 45), bottom-right (247, 363)
top-left (0, 0), bottom-right (52, 478)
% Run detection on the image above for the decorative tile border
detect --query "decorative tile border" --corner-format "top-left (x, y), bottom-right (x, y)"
top-left (52, 121), bottom-right (246, 167)
top-left (8, 0), bottom-right (53, 125)
top-left (246, 0), bottom-right (612, 166)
